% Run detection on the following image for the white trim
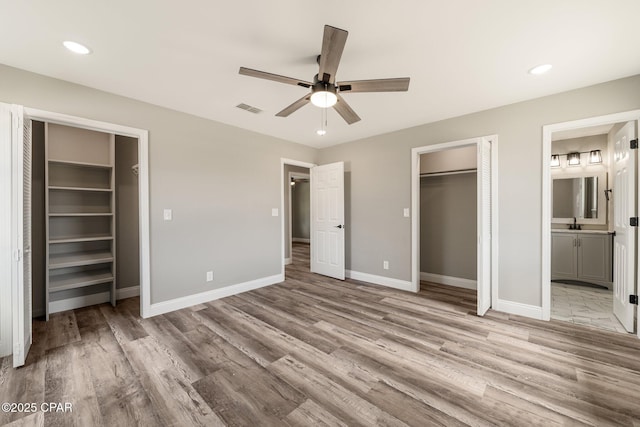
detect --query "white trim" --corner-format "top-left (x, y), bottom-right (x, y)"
top-left (346, 270), bottom-right (413, 292)
top-left (495, 299), bottom-right (544, 320)
top-left (147, 274), bottom-right (284, 317)
top-left (541, 110), bottom-right (640, 322)
top-left (411, 135), bottom-right (499, 312)
top-left (420, 272), bottom-right (477, 290)
top-left (284, 258), bottom-right (292, 266)
top-left (22, 108), bottom-right (152, 319)
top-left (281, 158), bottom-right (315, 277)
top-left (292, 238), bottom-right (310, 243)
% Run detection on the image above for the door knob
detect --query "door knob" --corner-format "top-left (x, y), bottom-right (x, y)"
top-left (335, 224), bottom-right (344, 229)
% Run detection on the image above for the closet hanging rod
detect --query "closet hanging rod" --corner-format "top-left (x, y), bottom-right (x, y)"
top-left (420, 168), bottom-right (477, 178)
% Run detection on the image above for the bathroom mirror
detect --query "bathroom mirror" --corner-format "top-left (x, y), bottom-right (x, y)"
top-left (552, 172), bottom-right (607, 225)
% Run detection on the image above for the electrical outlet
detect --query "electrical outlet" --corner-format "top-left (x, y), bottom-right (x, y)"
top-left (163, 209), bottom-right (172, 221)
top-left (206, 271), bottom-right (214, 282)
top-left (383, 261), bottom-right (389, 270)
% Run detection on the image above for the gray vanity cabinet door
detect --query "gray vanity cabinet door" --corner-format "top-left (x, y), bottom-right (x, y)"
top-left (577, 234), bottom-right (612, 283)
top-left (551, 233), bottom-right (578, 280)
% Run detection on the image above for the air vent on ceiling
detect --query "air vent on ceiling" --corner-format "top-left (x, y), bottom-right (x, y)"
top-left (236, 103), bottom-right (263, 114)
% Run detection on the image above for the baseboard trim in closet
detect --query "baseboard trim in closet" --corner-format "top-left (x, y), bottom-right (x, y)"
top-left (44, 285), bottom-right (141, 316)
top-left (420, 272), bottom-right (477, 290)
top-left (117, 285), bottom-right (140, 299)
top-left (146, 273), bottom-right (285, 317)
top-left (284, 257), bottom-right (292, 266)
top-left (346, 270), bottom-right (414, 292)
top-left (495, 298), bottom-right (544, 320)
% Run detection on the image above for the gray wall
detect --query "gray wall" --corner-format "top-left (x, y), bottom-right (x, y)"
top-left (292, 180), bottom-right (310, 239)
top-left (420, 172), bottom-right (477, 280)
top-left (283, 164), bottom-right (310, 259)
top-left (318, 74), bottom-right (640, 307)
top-left (0, 64), bottom-right (316, 304)
top-left (115, 136), bottom-right (140, 289)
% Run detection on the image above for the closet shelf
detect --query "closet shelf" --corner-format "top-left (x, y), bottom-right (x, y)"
top-left (50, 235), bottom-right (114, 244)
top-left (49, 213), bottom-right (113, 217)
top-left (49, 269), bottom-right (114, 293)
top-left (49, 186), bottom-right (112, 192)
top-left (49, 250), bottom-right (114, 269)
top-left (48, 159), bottom-right (112, 169)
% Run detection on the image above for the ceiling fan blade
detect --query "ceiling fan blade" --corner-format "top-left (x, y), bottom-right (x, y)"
top-left (333, 94), bottom-right (361, 125)
top-left (239, 67), bottom-right (312, 88)
top-left (276, 94), bottom-right (311, 117)
top-left (318, 25), bottom-right (348, 84)
top-left (338, 77), bottom-right (410, 93)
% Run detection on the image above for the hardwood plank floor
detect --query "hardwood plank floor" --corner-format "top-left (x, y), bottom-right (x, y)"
top-left (2, 242), bottom-right (640, 426)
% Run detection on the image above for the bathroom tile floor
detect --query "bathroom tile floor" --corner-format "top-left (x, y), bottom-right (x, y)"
top-left (551, 282), bottom-right (629, 334)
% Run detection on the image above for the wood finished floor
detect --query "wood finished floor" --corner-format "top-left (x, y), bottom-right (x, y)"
top-left (3, 242), bottom-right (640, 426)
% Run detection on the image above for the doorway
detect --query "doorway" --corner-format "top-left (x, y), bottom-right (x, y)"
top-left (281, 159), bottom-right (314, 278)
top-left (411, 135), bottom-right (498, 316)
top-left (542, 111), bottom-right (640, 336)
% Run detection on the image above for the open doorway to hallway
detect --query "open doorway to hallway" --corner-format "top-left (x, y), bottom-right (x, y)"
top-left (282, 161), bottom-right (312, 278)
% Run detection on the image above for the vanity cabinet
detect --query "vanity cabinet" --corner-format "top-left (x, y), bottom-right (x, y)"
top-left (551, 232), bottom-right (613, 288)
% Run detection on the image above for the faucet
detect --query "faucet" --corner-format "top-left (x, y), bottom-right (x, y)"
top-left (569, 217), bottom-right (581, 230)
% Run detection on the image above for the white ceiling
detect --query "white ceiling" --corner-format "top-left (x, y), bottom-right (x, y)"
top-left (1, 1), bottom-right (640, 148)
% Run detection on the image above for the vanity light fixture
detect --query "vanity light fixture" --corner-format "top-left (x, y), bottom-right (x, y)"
top-left (567, 152), bottom-right (581, 166)
top-left (550, 155), bottom-right (560, 168)
top-left (589, 150), bottom-right (602, 164)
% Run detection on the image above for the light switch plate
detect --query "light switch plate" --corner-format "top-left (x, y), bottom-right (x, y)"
top-left (163, 209), bottom-right (172, 221)
top-left (206, 271), bottom-right (214, 282)
top-left (403, 208), bottom-right (410, 217)
top-left (272, 208), bottom-right (279, 217)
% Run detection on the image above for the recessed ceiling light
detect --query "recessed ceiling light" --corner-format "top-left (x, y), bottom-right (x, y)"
top-left (316, 129), bottom-right (326, 136)
top-left (63, 41), bottom-right (91, 55)
top-left (529, 64), bottom-right (552, 75)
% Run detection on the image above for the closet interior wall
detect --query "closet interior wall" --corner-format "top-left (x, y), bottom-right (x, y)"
top-left (420, 146), bottom-right (477, 286)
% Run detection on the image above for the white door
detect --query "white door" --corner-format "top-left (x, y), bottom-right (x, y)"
top-left (612, 121), bottom-right (636, 332)
top-left (477, 138), bottom-right (492, 316)
top-left (310, 162), bottom-right (345, 280)
top-left (12, 106), bottom-right (32, 367)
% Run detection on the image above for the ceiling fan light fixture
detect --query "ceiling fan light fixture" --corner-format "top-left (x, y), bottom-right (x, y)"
top-left (316, 129), bottom-right (327, 136)
top-left (310, 90), bottom-right (337, 108)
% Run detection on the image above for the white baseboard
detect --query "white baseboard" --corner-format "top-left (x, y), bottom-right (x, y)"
top-left (284, 258), bottom-right (292, 266)
top-left (346, 270), bottom-right (414, 292)
top-left (420, 272), bottom-right (477, 290)
top-left (36, 286), bottom-right (140, 317)
top-left (495, 298), bottom-right (543, 320)
top-left (146, 273), bottom-right (284, 317)
top-left (292, 238), bottom-right (310, 243)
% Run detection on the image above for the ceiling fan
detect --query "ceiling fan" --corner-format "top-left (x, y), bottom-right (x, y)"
top-left (239, 25), bottom-right (410, 125)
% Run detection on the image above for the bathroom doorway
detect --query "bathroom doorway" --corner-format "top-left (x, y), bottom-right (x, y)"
top-left (542, 111), bottom-right (640, 336)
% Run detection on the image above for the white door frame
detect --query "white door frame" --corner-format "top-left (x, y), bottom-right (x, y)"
top-left (281, 158), bottom-right (315, 275)
top-left (288, 171), bottom-right (310, 263)
top-left (542, 109), bottom-right (640, 338)
top-left (0, 104), bottom-right (15, 357)
top-left (411, 135), bottom-right (499, 313)
top-left (18, 108), bottom-right (153, 318)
